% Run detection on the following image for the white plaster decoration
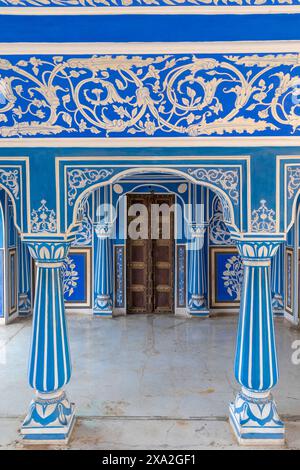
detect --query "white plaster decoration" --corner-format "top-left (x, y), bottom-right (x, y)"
top-left (0, 54), bottom-right (299, 141)
top-left (113, 184), bottom-right (123, 194)
top-left (237, 240), bottom-right (279, 259)
top-left (189, 223), bottom-right (207, 239)
top-left (222, 255), bottom-right (243, 301)
top-left (287, 166), bottom-right (300, 199)
top-left (30, 199), bottom-right (57, 233)
top-left (178, 183), bottom-right (187, 194)
top-left (2, 1), bottom-right (300, 16)
top-left (95, 222), bottom-right (113, 238)
top-left (188, 168), bottom-right (239, 205)
top-left (74, 198), bottom-right (93, 246)
top-left (251, 199), bottom-right (276, 233)
top-left (0, 0), bottom-right (298, 6)
top-left (209, 197), bottom-right (232, 245)
top-left (0, 169), bottom-right (19, 198)
top-left (67, 168), bottom-right (113, 205)
top-left (62, 256), bottom-right (79, 298)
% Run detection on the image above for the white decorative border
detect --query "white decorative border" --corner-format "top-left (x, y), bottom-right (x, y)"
top-left (1, 6), bottom-right (300, 15)
top-left (1, 137), bottom-right (300, 148)
top-left (1, 41), bottom-right (300, 54)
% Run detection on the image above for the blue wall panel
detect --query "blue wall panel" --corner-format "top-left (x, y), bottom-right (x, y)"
top-left (0, 15), bottom-right (300, 42)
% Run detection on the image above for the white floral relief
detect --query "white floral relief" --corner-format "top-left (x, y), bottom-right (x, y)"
top-left (251, 199), bottom-right (276, 233)
top-left (0, 169), bottom-right (19, 198)
top-left (209, 197), bottom-right (232, 245)
top-left (30, 199), bottom-right (57, 233)
top-left (222, 255), bottom-right (244, 300)
top-left (287, 166), bottom-right (300, 199)
top-left (74, 197), bottom-right (93, 246)
top-left (61, 256), bottom-right (79, 298)
top-left (0, 54), bottom-right (299, 139)
top-left (67, 168), bottom-right (113, 205)
top-left (188, 168), bottom-right (239, 205)
top-left (0, 0), bottom-right (296, 6)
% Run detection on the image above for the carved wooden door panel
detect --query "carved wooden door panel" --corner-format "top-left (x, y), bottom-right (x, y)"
top-left (152, 194), bottom-right (174, 313)
top-left (126, 193), bottom-right (174, 314)
top-left (126, 194), bottom-right (152, 314)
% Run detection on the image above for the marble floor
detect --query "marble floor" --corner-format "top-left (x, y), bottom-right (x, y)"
top-left (0, 313), bottom-right (299, 449)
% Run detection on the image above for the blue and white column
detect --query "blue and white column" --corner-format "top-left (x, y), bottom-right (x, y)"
top-left (271, 243), bottom-right (284, 315)
top-left (93, 223), bottom-right (113, 316)
top-left (188, 223), bottom-right (209, 316)
top-left (230, 240), bottom-right (285, 445)
top-left (18, 237), bottom-right (31, 316)
top-left (21, 240), bottom-right (75, 443)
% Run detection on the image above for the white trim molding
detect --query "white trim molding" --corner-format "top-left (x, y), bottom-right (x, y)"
top-left (1, 5), bottom-right (300, 15)
top-left (2, 41), bottom-right (300, 55)
top-left (1, 136), bottom-right (300, 148)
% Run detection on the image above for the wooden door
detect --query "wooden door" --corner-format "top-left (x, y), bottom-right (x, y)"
top-left (126, 193), bottom-right (174, 314)
top-left (152, 194), bottom-right (174, 313)
top-left (126, 194), bottom-right (152, 313)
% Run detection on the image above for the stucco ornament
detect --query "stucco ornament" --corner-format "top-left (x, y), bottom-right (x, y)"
top-left (0, 169), bottom-right (19, 198)
top-left (209, 197), bottom-right (232, 245)
top-left (30, 199), bottom-right (57, 233)
top-left (74, 197), bottom-right (93, 245)
top-left (0, 54), bottom-right (299, 139)
top-left (287, 166), bottom-right (300, 199)
top-left (251, 199), bottom-right (276, 233)
top-left (188, 168), bottom-right (239, 205)
top-left (62, 256), bottom-right (79, 297)
top-left (67, 168), bottom-right (114, 205)
top-left (0, 0), bottom-right (297, 6)
top-left (222, 255), bottom-right (243, 300)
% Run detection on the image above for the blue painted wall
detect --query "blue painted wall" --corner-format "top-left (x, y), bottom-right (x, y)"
top-left (1, 15), bottom-right (300, 42)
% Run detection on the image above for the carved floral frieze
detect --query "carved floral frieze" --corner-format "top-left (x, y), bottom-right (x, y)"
top-left (0, 53), bottom-right (299, 139)
top-left (0, 0), bottom-right (297, 6)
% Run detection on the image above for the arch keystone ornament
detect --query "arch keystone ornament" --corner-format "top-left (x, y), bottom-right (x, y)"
top-left (21, 238), bottom-right (75, 443)
top-left (229, 239), bottom-right (285, 445)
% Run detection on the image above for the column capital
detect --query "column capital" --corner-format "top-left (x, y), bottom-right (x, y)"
top-left (95, 222), bottom-right (113, 239)
top-left (188, 223), bottom-right (207, 239)
top-left (236, 240), bottom-right (281, 262)
top-left (25, 240), bottom-right (71, 265)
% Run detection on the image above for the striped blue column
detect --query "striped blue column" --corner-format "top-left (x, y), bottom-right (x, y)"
top-left (271, 243), bottom-right (284, 315)
top-left (18, 237), bottom-right (31, 316)
top-left (21, 241), bottom-right (75, 443)
top-left (93, 223), bottom-right (113, 316)
top-left (229, 240), bottom-right (285, 445)
top-left (188, 223), bottom-right (209, 316)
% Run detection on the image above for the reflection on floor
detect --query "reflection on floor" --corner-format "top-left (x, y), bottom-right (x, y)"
top-left (0, 314), bottom-right (299, 449)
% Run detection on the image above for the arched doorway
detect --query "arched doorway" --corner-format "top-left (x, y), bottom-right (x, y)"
top-left (0, 187), bottom-right (31, 324)
top-left (68, 166), bottom-right (238, 318)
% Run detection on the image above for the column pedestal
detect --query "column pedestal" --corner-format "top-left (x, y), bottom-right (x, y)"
top-left (230, 388), bottom-right (284, 445)
top-left (21, 390), bottom-right (75, 444)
